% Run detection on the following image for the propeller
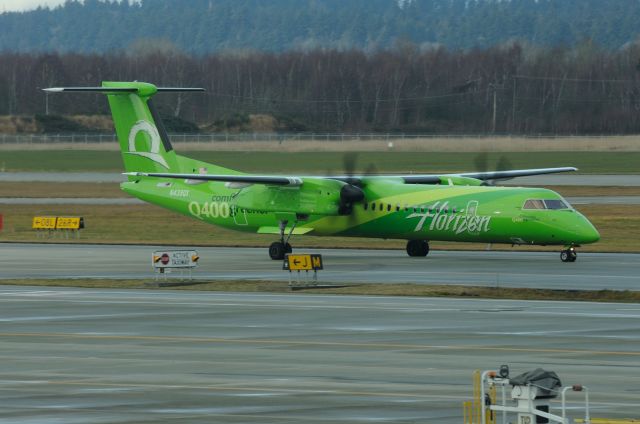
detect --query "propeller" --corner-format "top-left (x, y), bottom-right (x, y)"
top-left (474, 152), bottom-right (513, 186)
top-left (337, 153), bottom-right (366, 216)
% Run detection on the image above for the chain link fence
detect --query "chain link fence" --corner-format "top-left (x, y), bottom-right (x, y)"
top-left (0, 132), bottom-right (627, 145)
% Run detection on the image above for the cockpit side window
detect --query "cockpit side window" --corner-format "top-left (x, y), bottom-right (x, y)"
top-left (523, 199), bottom-right (546, 210)
top-left (523, 199), bottom-right (571, 210)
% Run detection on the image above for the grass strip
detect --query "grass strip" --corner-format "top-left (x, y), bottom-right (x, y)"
top-left (0, 182), bottom-right (124, 198)
top-left (1, 279), bottom-right (638, 302)
top-left (2, 151), bottom-right (640, 173)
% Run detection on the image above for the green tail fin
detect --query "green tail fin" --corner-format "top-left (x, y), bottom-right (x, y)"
top-left (43, 82), bottom-right (225, 176)
top-left (103, 81), bottom-right (179, 173)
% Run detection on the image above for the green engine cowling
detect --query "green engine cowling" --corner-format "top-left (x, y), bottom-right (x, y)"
top-left (234, 177), bottom-right (348, 215)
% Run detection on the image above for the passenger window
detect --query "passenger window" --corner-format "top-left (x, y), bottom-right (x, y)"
top-left (364, 203), bottom-right (368, 210)
top-left (387, 204), bottom-right (391, 212)
top-left (396, 205), bottom-right (400, 211)
top-left (372, 203), bottom-right (376, 211)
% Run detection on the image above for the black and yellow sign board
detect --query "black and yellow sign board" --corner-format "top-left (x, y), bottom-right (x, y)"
top-left (283, 254), bottom-right (323, 271)
top-left (32, 216), bottom-right (57, 230)
top-left (56, 217), bottom-right (83, 230)
top-left (33, 216), bottom-right (84, 230)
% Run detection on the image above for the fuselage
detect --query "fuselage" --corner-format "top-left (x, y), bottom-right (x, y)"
top-left (122, 177), bottom-right (600, 247)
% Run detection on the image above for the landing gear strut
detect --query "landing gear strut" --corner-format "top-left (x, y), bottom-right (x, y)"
top-left (560, 247), bottom-right (577, 262)
top-left (269, 220), bottom-right (295, 260)
top-left (406, 240), bottom-right (430, 257)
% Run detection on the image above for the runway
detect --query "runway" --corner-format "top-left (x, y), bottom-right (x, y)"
top-left (1, 244), bottom-right (639, 291)
top-left (0, 286), bottom-right (638, 423)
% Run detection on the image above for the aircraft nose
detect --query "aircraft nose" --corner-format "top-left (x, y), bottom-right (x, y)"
top-left (576, 216), bottom-right (600, 244)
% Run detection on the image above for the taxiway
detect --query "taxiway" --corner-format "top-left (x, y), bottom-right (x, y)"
top-left (1, 244), bottom-right (638, 291)
top-left (0, 286), bottom-right (638, 423)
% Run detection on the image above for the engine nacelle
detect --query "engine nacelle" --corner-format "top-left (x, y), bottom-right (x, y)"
top-left (234, 177), bottom-right (348, 216)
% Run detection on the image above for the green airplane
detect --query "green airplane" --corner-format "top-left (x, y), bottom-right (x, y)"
top-left (45, 81), bottom-right (600, 263)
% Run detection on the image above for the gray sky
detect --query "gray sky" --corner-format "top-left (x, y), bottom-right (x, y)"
top-left (1, 0), bottom-right (67, 12)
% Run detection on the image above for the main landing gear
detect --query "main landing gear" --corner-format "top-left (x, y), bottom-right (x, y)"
top-left (560, 247), bottom-right (577, 262)
top-left (406, 240), bottom-right (430, 257)
top-left (269, 220), bottom-right (295, 260)
top-left (269, 241), bottom-right (292, 260)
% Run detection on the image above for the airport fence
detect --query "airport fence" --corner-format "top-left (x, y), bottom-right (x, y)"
top-left (0, 132), bottom-right (630, 145)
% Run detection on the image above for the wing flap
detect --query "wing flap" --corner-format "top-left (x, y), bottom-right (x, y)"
top-left (257, 226), bottom-right (314, 235)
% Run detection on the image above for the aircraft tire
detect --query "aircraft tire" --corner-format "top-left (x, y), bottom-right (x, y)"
top-left (285, 243), bottom-right (293, 253)
top-left (560, 249), bottom-right (577, 262)
top-left (406, 240), bottom-right (429, 257)
top-left (269, 242), bottom-right (286, 260)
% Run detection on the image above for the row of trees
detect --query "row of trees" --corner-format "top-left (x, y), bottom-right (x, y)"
top-left (3, 41), bottom-right (640, 134)
top-left (2, 0), bottom-right (640, 53)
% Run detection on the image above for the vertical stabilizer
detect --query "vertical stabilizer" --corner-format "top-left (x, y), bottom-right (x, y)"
top-left (44, 82), bottom-right (205, 175)
top-left (104, 81), bottom-right (179, 173)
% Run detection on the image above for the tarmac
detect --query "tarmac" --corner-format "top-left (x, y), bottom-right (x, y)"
top-left (1, 244), bottom-right (639, 291)
top-left (0, 286), bottom-right (638, 423)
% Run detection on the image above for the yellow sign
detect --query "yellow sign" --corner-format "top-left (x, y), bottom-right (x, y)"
top-left (285, 254), bottom-right (323, 271)
top-left (56, 217), bottom-right (82, 230)
top-left (32, 216), bottom-right (57, 230)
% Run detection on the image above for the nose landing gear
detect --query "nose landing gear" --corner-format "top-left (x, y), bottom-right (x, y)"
top-left (560, 247), bottom-right (577, 262)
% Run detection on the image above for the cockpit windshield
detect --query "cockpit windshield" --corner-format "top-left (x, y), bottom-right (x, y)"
top-left (544, 199), bottom-right (570, 210)
top-left (523, 199), bottom-right (571, 210)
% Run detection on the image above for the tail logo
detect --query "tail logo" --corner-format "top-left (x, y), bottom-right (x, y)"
top-left (126, 120), bottom-right (169, 169)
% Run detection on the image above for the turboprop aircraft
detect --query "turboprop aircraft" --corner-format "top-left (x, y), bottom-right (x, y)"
top-left (45, 81), bottom-right (600, 262)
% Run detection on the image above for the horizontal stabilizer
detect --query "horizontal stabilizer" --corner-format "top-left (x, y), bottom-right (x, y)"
top-left (43, 87), bottom-right (204, 93)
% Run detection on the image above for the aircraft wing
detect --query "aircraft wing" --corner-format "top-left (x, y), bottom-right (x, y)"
top-left (400, 167), bottom-right (577, 184)
top-left (127, 166), bottom-right (577, 187)
top-left (124, 172), bottom-right (303, 186)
